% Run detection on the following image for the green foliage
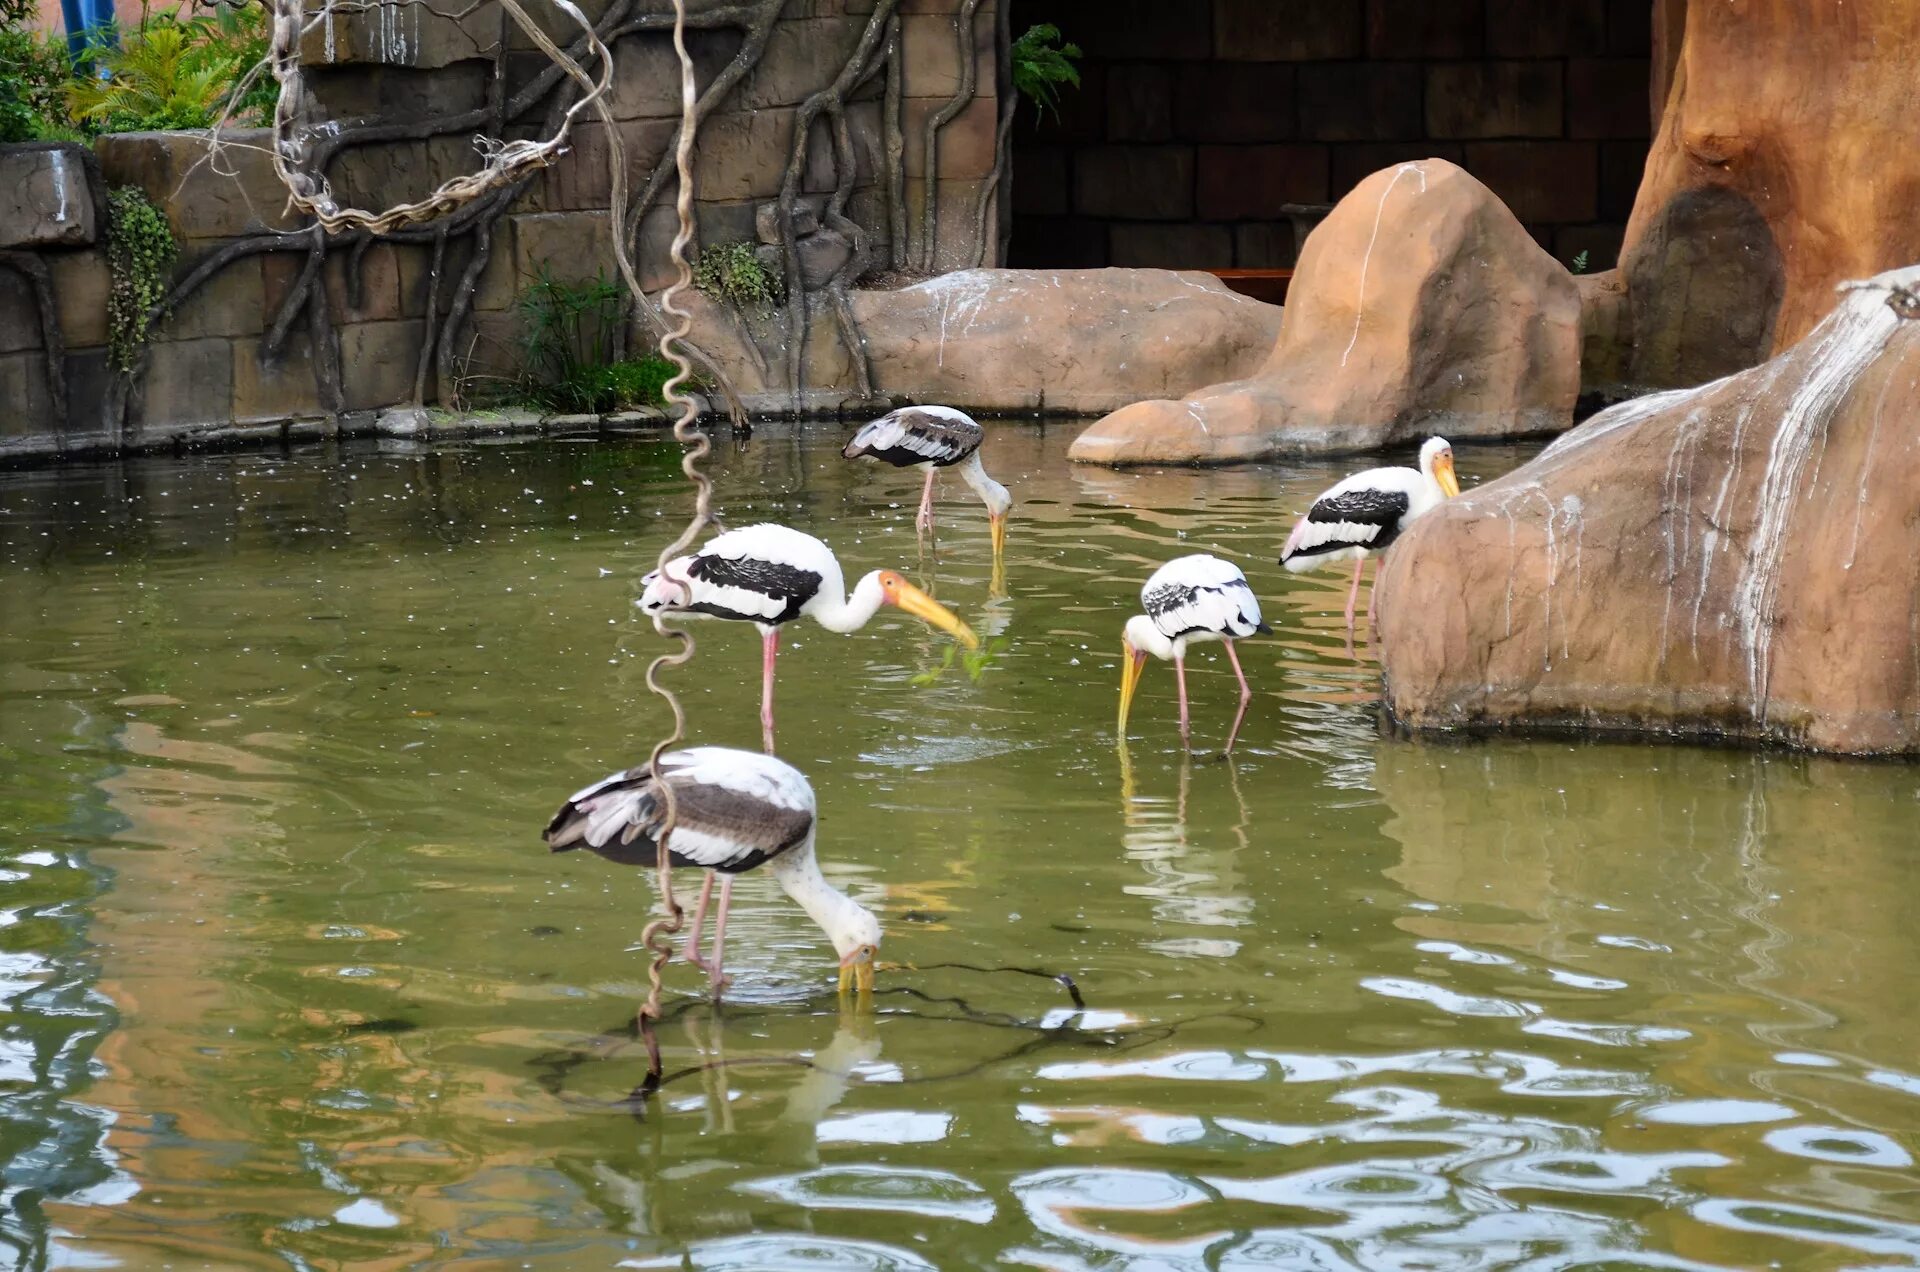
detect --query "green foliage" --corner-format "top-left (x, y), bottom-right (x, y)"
top-left (0, 24), bottom-right (77, 142)
top-left (1570, 249), bottom-right (1591, 275)
top-left (105, 186), bottom-right (178, 373)
top-left (692, 241), bottom-right (783, 309)
top-left (910, 637), bottom-right (1005, 687)
top-left (512, 266), bottom-right (676, 413)
top-left (1010, 23), bottom-right (1081, 124)
top-left (68, 5), bottom-right (268, 133)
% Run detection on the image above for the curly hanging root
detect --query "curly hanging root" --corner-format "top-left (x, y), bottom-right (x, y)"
top-left (633, 0), bottom-right (713, 1079)
top-left (263, 0), bottom-right (708, 1078)
top-left (266, 0), bottom-right (612, 233)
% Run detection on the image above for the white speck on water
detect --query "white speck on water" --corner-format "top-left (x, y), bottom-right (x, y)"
top-left (332, 1198), bottom-right (401, 1228)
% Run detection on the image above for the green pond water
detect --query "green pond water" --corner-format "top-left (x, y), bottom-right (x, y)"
top-left (1, 424), bottom-right (1917, 1270)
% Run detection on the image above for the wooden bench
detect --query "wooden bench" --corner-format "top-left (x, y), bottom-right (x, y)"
top-left (1207, 268), bottom-right (1294, 306)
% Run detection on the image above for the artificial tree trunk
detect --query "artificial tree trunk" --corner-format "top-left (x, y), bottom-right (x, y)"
top-left (1618, 0), bottom-right (1920, 390)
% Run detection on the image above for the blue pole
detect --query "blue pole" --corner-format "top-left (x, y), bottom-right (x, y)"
top-left (63, 0), bottom-right (118, 65)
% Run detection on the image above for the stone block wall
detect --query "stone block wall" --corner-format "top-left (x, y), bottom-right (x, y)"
top-left (1008, 0), bottom-right (1654, 272)
top-left (2, 0), bottom-right (1000, 458)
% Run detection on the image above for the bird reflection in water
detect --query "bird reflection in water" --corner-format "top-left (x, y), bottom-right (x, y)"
top-left (1117, 742), bottom-right (1254, 944)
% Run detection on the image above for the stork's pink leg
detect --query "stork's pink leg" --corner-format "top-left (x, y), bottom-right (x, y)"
top-left (760, 628), bottom-right (779, 754)
top-left (1173, 651), bottom-right (1191, 747)
top-left (681, 871), bottom-right (716, 969)
top-left (1365, 557), bottom-right (1380, 640)
top-left (1343, 556), bottom-right (1366, 655)
top-left (706, 875), bottom-right (735, 993)
top-left (1222, 640), bottom-right (1252, 754)
top-left (915, 467), bottom-right (937, 536)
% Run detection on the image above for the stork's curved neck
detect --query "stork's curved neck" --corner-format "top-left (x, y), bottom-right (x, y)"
top-left (808, 570), bottom-right (887, 634)
top-left (1126, 614), bottom-right (1178, 661)
top-left (956, 452), bottom-right (1012, 518)
top-left (765, 836), bottom-right (874, 956)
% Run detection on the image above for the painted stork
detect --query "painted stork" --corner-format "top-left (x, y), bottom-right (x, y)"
top-left (544, 746), bottom-right (880, 993)
top-left (638, 523), bottom-right (979, 748)
top-left (1118, 554), bottom-right (1270, 753)
top-left (1279, 436), bottom-right (1461, 642)
top-left (843, 406), bottom-right (1013, 562)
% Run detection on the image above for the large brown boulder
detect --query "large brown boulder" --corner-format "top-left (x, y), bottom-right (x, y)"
top-left (670, 267), bottom-right (1284, 416)
top-left (1620, 1), bottom-right (1920, 390)
top-left (1377, 265), bottom-right (1920, 756)
top-left (1068, 159), bottom-right (1581, 466)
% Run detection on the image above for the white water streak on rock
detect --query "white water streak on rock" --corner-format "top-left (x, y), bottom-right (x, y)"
top-left (1339, 163), bottom-right (1426, 369)
top-left (1731, 294), bottom-right (1897, 717)
top-left (1537, 386), bottom-right (1695, 467)
top-left (47, 152), bottom-right (68, 224)
top-left (1844, 358), bottom-right (1904, 570)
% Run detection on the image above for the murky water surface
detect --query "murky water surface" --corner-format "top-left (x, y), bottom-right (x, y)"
top-left (2, 425), bottom-right (1917, 1270)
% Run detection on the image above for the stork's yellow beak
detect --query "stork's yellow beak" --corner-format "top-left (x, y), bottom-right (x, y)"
top-left (989, 512), bottom-right (1007, 559)
top-left (880, 573), bottom-right (980, 650)
top-left (837, 945), bottom-right (877, 995)
top-left (1435, 453), bottom-right (1461, 498)
top-left (1118, 641), bottom-right (1148, 735)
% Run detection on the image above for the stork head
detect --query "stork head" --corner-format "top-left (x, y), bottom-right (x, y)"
top-left (871, 571), bottom-right (981, 649)
top-left (1420, 437), bottom-right (1460, 498)
top-left (981, 478), bottom-right (1013, 560)
top-left (1119, 615), bottom-right (1173, 735)
top-left (832, 903), bottom-right (883, 995)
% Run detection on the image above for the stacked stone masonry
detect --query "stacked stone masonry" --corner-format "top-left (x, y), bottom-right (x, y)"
top-left (1, 0), bottom-right (1000, 455)
top-left (1008, 0), bottom-right (1654, 273)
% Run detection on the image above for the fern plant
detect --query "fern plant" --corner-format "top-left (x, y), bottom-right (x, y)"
top-left (1010, 23), bottom-right (1081, 124)
top-left (67, 6), bottom-right (271, 133)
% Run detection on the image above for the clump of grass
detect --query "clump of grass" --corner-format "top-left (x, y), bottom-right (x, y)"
top-left (512, 266), bottom-right (677, 413)
top-left (692, 241), bottom-right (783, 309)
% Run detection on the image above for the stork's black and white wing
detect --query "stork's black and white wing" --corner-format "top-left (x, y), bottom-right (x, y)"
top-left (639, 524), bottom-right (829, 625)
top-left (1280, 466), bottom-right (1420, 567)
top-left (1140, 554), bottom-right (1268, 640)
top-left (843, 406), bottom-right (984, 469)
top-left (545, 747), bottom-right (815, 874)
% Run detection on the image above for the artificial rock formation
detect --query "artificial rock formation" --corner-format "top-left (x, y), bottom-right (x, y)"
top-left (0, 144), bottom-right (100, 249)
top-left (1377, 264), bottom-right (1920, 756)
top-left (673, 267), bottom-right (1284, 416)
top-left (1068, 159), bottom-right (1581, 466)
top-left (1620, 0), bottom-right (1920, 389)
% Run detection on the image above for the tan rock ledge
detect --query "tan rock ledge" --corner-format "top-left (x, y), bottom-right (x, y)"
top-left (1376, 263), bottom-right (1920, 757)
top-left (1068, 159), bottom-right (1582, 467)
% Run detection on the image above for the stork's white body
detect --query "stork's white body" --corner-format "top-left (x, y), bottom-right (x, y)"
top-left (545, 747), bottom-right (880, 993)
top-left (637, 523), bottom-right (976, 752)
top-left (844, 406), bottom-right (1012, 551)
top-left (1121, 554), bottom-right (1268, 752)
top-left (1279, 437), bottom-right (1459, 644)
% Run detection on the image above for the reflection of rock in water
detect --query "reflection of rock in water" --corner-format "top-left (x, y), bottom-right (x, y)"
top-left (1372, 738), bottom-right (1920, 1077)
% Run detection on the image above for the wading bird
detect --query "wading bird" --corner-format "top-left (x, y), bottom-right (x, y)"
top-left (843, 406), bottom-right (1012, 562)
top-left (639, 523), bottom-right (979, 749)
top-left (544, 747), bottom-right (880, 994)
top-left (1119, 554), bottom-right (1269, 753)
top-left (1279, 436), bottom-right (1461, 645)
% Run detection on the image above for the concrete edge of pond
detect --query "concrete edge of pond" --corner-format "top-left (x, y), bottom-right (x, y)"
top-left (0, 399), bottom-right (1120, 469)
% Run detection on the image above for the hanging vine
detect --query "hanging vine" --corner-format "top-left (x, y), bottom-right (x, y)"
top-left (105, 187), bottom-right (178, 375)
